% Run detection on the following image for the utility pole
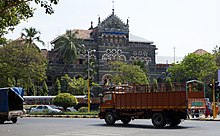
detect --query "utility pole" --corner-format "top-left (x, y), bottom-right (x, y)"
top-left (87, 49), bottom-right (96, 112)
top-left (213, 79), bottom-right (216, 118)
top-left (173, 46), bottom-right (176, 64)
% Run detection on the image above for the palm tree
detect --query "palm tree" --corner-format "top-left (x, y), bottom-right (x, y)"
top-left (21, 27), bottom-right (45, 49)
top-left (56, 30), bottom-right (84, 73)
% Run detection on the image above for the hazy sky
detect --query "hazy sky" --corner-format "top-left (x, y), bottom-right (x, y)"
top-left (5, 0), bottom-right (220, 57)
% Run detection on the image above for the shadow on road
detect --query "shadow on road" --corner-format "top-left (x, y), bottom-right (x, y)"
top-left (92, 123), bottom-right (195, 130)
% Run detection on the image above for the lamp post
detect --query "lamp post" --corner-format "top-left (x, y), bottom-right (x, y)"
top-left (87, 49), bottom-right (96, 112)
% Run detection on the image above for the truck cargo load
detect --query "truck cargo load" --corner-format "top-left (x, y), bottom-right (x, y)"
top-left (0, 87), bottom-right (24, 124)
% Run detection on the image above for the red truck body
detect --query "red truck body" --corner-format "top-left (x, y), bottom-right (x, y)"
top-left (115, 91), bottom-right (187, 111)
top-left (99, 85), bottom-right (205, 127)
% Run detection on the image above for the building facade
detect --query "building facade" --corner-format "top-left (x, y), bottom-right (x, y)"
top-left (47, 10), bottom-right (158, 85)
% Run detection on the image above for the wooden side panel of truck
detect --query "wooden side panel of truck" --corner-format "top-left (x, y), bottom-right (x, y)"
top-left (115, 91), bottom-right (187, 111)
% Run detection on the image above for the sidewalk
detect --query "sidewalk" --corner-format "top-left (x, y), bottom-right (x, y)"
top-left (189, 114), bottom-right (220, 121)
top-left (23, 114), bottom-right (98, 118)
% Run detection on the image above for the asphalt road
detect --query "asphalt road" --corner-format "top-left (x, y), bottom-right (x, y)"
top-left (0, 117), bottom-right (220, 136)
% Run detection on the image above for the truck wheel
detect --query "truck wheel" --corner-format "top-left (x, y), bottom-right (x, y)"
top-left (121, 117), bottom-right (131, 124)
top-left (11, 118), bottom-right (17, 123)
top-left (105, 112), bottom-right (115, 125)
top-left (152, 113), bottom-right (166, 127)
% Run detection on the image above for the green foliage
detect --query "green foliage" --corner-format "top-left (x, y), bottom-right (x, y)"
top-left (68, 77), bottom-right (88, 95)
top-left (0, 41), bottom-right (47, 89)
top-left (111, 61), bottom-right (149, 85)
top-left (168, 53), bottom-right (217, 83)
top-left (21, 27), bottom-right (45, 49)
top-left (53, 93), bottom-right (78, 111)
top-left (0, 0), bottom-right (59, 42)
top-left (78, 107), bottom-right (88, 112)
top-left (133, 60), bottom-right (147, 73)
top-left (55, 78), bottom-right (61, 95)
top-left (60, 75), bottom-right (99, 95)
top-left (60, 74), bottom-right (71, 93)
top-left (152, 78), bottom-right (158, 92)
top-left (54, 30), bottom-right (84, 64)
top-left (42, 81), bottom-right (49, 96)
top-left (212, 45), bottom-right (220, 67)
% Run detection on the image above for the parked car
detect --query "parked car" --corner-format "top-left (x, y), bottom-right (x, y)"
top-left (50, 105), bottom-right (77, 112)
top-left (29, 105), bottom-right (62, 113)
top-left (50, 105), bottom-right (64, 111)
top-left (67, 107), bottom-right (77, 112)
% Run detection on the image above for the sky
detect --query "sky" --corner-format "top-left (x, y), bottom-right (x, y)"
top-left (5, 0), bottom-right (220, 57)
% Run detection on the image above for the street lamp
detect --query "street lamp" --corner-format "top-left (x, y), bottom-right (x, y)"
top-left (87, 49), bottom-right (96, 112)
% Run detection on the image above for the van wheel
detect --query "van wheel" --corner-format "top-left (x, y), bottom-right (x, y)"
top-left (11, 118), bottom-right (17, 123)
top-left (121, 117), bottom-right (131, 124)
top-left (152, 113), bottom-right (166, 127)
top-left (105, 112), bottom-right (115, 125)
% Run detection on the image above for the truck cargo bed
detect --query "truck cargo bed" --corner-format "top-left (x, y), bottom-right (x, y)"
top-left (115, 91), bottom-right (187, 111)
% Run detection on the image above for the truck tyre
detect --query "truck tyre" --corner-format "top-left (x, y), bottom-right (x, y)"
top-left (104, 112), bottom-right (115, 125)
top-left (121, 117), bottom-right (131, 124)
top-left (152, 113), bottom-right (166, 127)
top-left (11, 118), bottom-right (17, 123)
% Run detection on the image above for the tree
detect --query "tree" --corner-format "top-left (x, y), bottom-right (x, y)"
top-left (133, 60), bottom-right (148, 73)
top-left (21, 27), bottom-right (45, 48)
top-left (0, 0), bottom-right (59, 44)
top-left (152, 78), bottom-right (158, 92)
top-left (55, 30), bottom-right (83, 63)
top-left (60, 74), bottom-right (71, 93)
top-left (68, 77), bottom-right (87, 95)
top-left (168, 53), bottom-right (217, 83)
top-left (55, 78), bottom-right (61, 95)
top-left (111, 61), bottom-right (149, 85)
top-left (212, 45), bottom-right (220, 67)
top-left (55, 30), bottom-right (84, 73)
top-left (53, 93), bottom-right (78, 111)
top-left (42, 81), bottom-right (49, 96)
top-left (0, 41), bottom-right (47, 89)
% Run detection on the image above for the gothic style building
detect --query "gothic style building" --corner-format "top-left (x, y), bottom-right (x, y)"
top-left (47, 10), bottom-right (158, 85)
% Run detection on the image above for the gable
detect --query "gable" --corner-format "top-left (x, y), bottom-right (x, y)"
top-left (98, 13), bottom-right (129, 31)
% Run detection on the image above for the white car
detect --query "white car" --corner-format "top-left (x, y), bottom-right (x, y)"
top-left (67, 107), bottom-right (77, 112)
top-left (29, 105), bottom-right (62, 113)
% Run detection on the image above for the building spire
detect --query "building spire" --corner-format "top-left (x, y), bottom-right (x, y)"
top-left (112, 0), bottom-right (114, 15)
top-left (89, 21), bottom-right (93, 30)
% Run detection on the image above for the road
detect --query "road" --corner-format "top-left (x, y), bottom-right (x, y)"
top-left (0, 117), bottom-right (219, 136)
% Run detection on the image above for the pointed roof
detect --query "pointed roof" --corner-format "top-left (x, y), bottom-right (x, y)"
top-left (97, 11), bottom-right (129, 31)
top-left (51, 29), bottom-right (93, 44)
top-left (193, 49), bottom-right (209, 55)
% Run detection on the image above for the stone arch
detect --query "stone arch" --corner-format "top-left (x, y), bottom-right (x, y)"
top-left (118, 54), bottom-right (126, 61)
top-left (102, 74), bottom-right (113, 86)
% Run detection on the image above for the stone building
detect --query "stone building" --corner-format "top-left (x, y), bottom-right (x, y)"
top-left (47, 10), bottom-right (158, 86)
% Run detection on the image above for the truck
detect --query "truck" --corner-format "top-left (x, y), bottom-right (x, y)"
top-left (0, 87), bottom-right (24, 124)
top-left (186, 80), bottom-right (206, 118)
top-left (99, 83), bottom-right (205, 127)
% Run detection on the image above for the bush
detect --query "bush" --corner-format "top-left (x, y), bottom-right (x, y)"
top-left (78, 107), bottom-right (88, 112)
top-left (53, 93), bottom-right (78, 111)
